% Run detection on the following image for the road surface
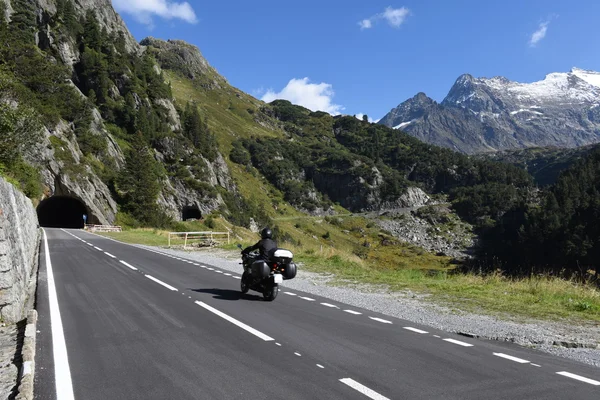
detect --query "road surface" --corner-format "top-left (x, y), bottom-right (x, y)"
top-left (34, 228), bottom-right (600, 399)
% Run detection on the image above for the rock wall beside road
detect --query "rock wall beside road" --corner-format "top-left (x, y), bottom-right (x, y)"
top-left (0, 178), bottom-right (40, 323)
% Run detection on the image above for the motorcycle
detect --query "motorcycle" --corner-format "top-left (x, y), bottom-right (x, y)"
top-left (237, 244), bottom-right (297, 301)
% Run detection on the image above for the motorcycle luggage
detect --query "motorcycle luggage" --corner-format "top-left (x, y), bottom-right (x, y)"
top-left (271, 248), bottom-right (294, 264)
top-left (282, 262), bottom-right (297, 280)
top-left (251, 260), bottom-right (270, 279)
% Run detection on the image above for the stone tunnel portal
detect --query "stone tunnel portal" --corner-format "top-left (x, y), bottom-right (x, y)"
top-left (182, 206), bottom-right (202, 221)
top-left (37, 196), bottom-right (90, 228)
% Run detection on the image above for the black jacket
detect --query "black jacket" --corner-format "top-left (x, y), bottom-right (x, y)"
top-left (243, 238), bottom-right (278, 259)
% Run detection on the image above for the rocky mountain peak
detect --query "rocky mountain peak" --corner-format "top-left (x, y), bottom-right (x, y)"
top-left (380, 68), bottom-right (600, 154)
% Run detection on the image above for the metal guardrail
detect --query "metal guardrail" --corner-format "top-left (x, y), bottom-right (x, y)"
top-left (84, 224), bottom-right (123, 232)
top-left (168, 231), bottom-right (230, 249)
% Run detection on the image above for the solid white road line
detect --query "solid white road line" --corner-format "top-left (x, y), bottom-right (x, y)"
top-left (119, 260), bottom-right (138, 271)
top-left (195, 301), bottom-right (274, 341)
top-left (104, 252), bottom-right (116, 259)
top-left (321, 303), bottom-right (339, 308)
top-left (344, 310), bottom-right (362, 315)
top-left (300, 296), bottom-right (315, 301)
top-left (43, 229), bottom-right (75, 400)
top-left (493, 353), bottom-right (530, 364)
top-left (443, 338), bottom-right (474, 347)
top-left (339, 378), bottom-right (390, 400)
top-left (369, 317), bottom-right (392, 324)
top-left (556, 372), bottom-right (600, 386)
top-left (403, 327), bottom-right (428, 334)
top-left (284, 292), bottom-right (297, 296)
top-left (145, 275), bottom-right (178, 291)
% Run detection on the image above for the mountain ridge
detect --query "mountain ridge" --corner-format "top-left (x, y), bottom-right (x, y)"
top-left (379, 67), bottom-right (600, 154)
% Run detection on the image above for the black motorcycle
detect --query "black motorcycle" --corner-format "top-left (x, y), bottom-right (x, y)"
top-left (237, 244), bottom-right (297, 301)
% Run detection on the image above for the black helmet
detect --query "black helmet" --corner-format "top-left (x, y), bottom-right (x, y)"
top-left (261, 227), bottom-right (273, 239)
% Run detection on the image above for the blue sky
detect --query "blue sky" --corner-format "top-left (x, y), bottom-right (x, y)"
top-left (113, 0), bottom-right (600, 121)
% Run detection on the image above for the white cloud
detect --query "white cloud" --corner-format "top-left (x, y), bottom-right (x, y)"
top-left (359, 19), bottom-right (373, 30)
top-left (261, 78), bottom-right (344, 115)
top-left (359, 6), bottom-right (410, 30)
top-left (529, 21), bottom-right (550, 47)
top-left (112, 0), bottom-right (198, 27)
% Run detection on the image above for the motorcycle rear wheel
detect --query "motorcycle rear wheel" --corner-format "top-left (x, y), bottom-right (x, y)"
top-left (263, 283), bottom-right (278, 301)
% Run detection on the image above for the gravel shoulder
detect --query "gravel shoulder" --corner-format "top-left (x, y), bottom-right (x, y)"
top-left (136, 244), bottom-right (600, 369)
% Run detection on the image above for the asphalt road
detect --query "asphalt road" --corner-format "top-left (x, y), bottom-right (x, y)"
top-left (34, 228), bottom-right (600, 399)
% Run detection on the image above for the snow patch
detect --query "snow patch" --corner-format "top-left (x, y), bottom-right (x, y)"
top-left (394, 120), bottom-right (417, 129)
top-left (510, 109), bottom-right (544, 116)
top-left (572, 68), bottom-right (600, 88)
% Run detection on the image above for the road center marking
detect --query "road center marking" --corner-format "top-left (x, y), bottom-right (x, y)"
top-left (299, 296), bottom-right (315, 301)
top-left (104, 252), bottom-right (116, 259)
top-left (339, 378), bottom-right (390, 400)
top-left (195, 301), bottom-right (274, 341)
top-left (43, 229), bottom-right (75, 400)
top-left (284, 292), bottom-right (297, 296)
top-left (321, 303), bottom-right (339, 308)
top-left (344, 310), bottom-right (362, 315)
top-left (556, 372), bottom-right (600, 385)
top-left (145, 275), bottom-right (178, 291)
top-left (119, 260), bottom-right (138, 271)
top-left (493, 353), bottom-right (530, 364)
top-left (370, 317), bottom-right (392, 324)
top-left (94, 246), bottom-right (103, 251)
top-left (404, 327), bottom-right (428, 334)
top-left (443, 338), bottom-right (474, 347)
top-left (224, 273), bottom-right (232, 276)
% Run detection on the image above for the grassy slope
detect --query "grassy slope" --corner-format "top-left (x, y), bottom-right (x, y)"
top-left (107, 69), bottom-right (600, 325)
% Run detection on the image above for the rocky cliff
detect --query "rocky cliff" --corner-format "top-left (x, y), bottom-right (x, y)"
top-left (0, 177), bottom-right (40, 323)
top-left (379, 68), bottom-right (600, 154)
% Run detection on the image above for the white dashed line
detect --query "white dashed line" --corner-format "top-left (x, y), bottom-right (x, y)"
top-left (299, 297), bottom-right (315, 301)
top-left (369, 317), bottom-right (392, 324)
top-left (200, 265), bottom-right (207, 268)
top-left (195, 301), bottom-right (274, 341)
top-left (344, 310), bottom-right (362, 315)
top-left (556, 372), bottom-right (600, 386)
top-left (294, 352), bottom-right (301, 357)
top-left (284, 292), bottom-right (297, 296)
top-left (320, 303), bottom-right (339, 308)
top-left (317, 364), bottom-right (324, 369)
top-left (443, 338), bottom-right (474, 347)
top-left (339, 378), bottom-right (390, 400)
top-left (233, 276), bottom-right (241, 279)
top-left (207, 268), bottom-right (214, 271)
top-left (94, 246), bottom-right (102, 251)
top-left (216, 271), bottom-right (223, 274)
top-left (531, 363), bottom-right (541, 367)
top-left (493, 353), bottom-right (530, 364)
top-left (224, 273), bottom-right (232, 276)
top-left (433, 335), bottom-right (441, 338)
top-left (86, 243), bottom-right (93, 247)
top-left (193, 263), bottom-right (199, 266)
top-left (145, 275), bottom-right (178, 291)
top-left (119, 260), bottom-right (138, 271)
top-left (104, 252), bottom-right (116, 259)
top-left (276, 343), bottom-right (282, 346)
top-left (404, 327), bottom-right (428, 334)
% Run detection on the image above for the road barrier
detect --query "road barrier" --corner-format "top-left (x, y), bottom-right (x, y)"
top-left (84, 224), bottom-right (123, 232)
top-left (168, 231), bottom-right (230, 249)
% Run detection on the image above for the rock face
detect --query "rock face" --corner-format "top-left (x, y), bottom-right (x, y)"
top-left (0, 178), bottom-right (40, 323)
top-left (379, 68), bottom-right (600, 154)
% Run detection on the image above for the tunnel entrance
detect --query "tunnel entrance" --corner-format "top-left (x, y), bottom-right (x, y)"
top-left (182, 206), bottom-right (202, 221)
top-left (37, 196), bottom-right (89, 228)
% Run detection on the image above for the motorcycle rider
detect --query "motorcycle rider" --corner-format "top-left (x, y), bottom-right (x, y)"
top-left (242, 227), bottom-right (277, 261)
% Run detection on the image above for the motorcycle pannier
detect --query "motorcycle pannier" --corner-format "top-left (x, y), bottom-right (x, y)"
top-left (251, 260), bottom-right (270, 279)
top-left (282, 262), bottom-right (297, 280)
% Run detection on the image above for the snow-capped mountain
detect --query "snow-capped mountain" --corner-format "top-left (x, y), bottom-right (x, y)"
top-left (379, 68), bottom-right (600, 154)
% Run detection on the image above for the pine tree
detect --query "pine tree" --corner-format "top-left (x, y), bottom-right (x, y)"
top-left (117, 132), bottom-right (161, 225)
